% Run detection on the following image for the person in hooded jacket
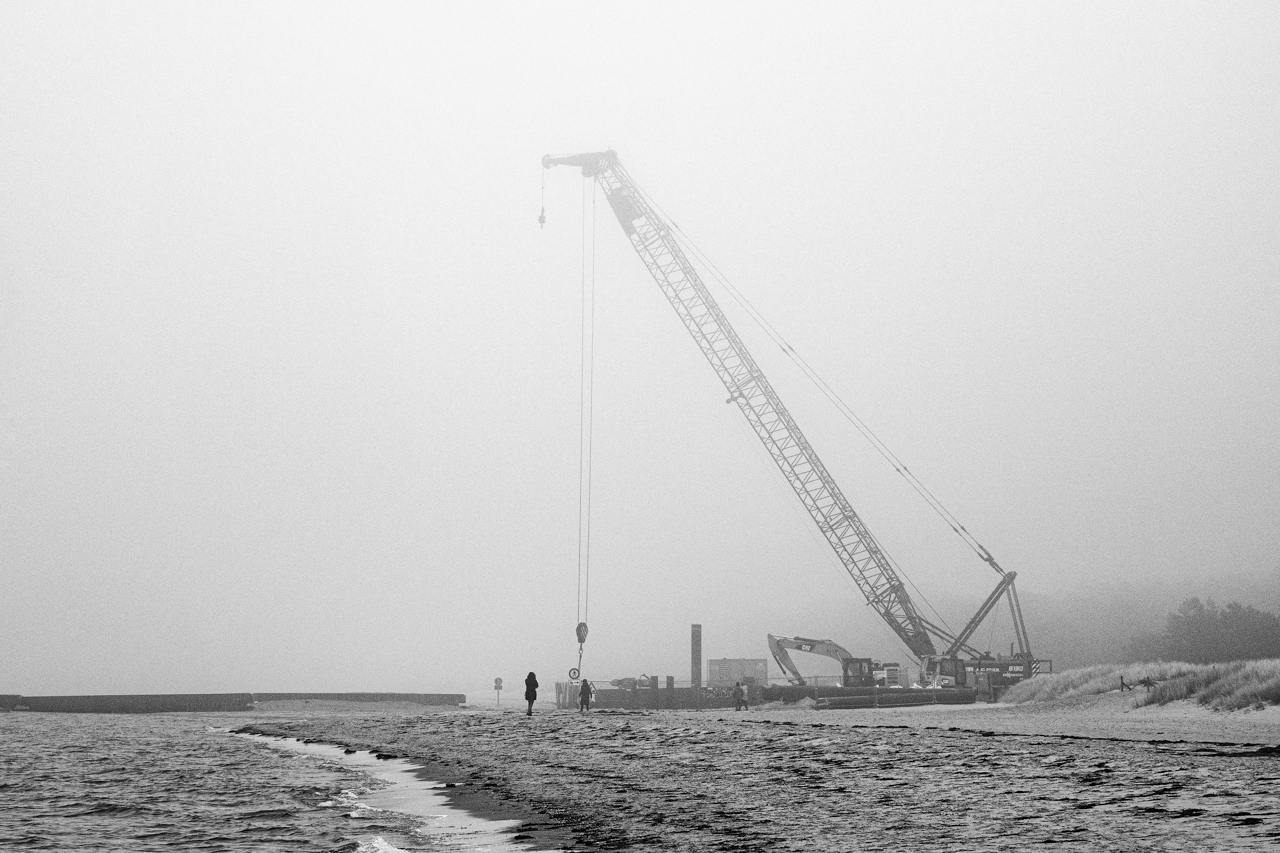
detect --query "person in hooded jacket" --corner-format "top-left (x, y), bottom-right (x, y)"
top-left (524, 672), bottom-right (538, 716)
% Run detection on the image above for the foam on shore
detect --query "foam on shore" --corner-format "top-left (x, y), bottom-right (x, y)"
top-left (240, 732), bottom-right (562, 851)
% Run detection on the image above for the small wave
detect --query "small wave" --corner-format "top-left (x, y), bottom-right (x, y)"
top-left (240, 807), bottom-right (298, 819)
top-left (356, 836), bottom-right (413, 853)
top-left (319, 790), bottom-right (363, 809)
top-left (70, 803), bottom-right (152, 817)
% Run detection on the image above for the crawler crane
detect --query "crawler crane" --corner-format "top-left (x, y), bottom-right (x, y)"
top-left (544, 150), bottom-right (1043, 687)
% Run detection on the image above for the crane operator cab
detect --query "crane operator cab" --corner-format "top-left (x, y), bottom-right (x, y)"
top-left (841, 658), bottom-right (875, 688)
top-left (927, 657), bottom-right (969, 688)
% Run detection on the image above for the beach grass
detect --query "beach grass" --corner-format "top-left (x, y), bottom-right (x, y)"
top-left (1000, 662), bottom-right (1201, 703)
top-left (1001, 659), bottom-right (1280, 711)
top-left (1138, 659), bottom-right (1280, 711)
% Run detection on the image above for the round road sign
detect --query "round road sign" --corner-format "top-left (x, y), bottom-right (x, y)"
top-left (494, 677), bottom-right (503, 690)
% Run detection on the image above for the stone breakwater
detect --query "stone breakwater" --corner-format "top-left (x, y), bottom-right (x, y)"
top-left (1, 692), bottom-right (466, 713)
top-left (237, 703), bottom-right (1280, 852)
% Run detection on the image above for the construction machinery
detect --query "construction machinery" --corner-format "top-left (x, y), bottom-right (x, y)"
top-left (543, 150), bottom-right (1047, 688)
top-left (768, 635), bottom-right (908, 689)
top-left (768, 635), bottom-right (876, 688)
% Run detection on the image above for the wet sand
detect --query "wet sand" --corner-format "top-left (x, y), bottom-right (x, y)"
top-left (236, 697), bottom-right (1280, 851)
top-left (242, 732), bottom-right (553, 851)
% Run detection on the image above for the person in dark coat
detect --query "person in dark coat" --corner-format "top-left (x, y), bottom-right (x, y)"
top-left (733, 681), bottom-right (747, 711)
top-left (524, 671), bottom-right (538, 716)
top-left (578, 679), bottom-right (592, 712)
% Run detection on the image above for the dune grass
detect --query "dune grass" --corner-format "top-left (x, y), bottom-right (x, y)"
top-left (1138, 659), bottom-right (1280, 711)
top-left (1000, 659), bottom-right (1280, 711)
top-left (1000, 662), bottom-right (1200, 704)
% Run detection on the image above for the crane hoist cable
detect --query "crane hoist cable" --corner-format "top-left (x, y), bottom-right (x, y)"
top-left (627, 184), bottom-right (958, 634)
top-left (724, 376), bottom-right (958, 640)
top-left (539, 166), bottom-right (546, 228)
top-left (633, 182), bottom-right (1008, 578)
top-left (571, 177), bottom-right (597, 680)
top-left (986, 596), bottom-right (1002, 654)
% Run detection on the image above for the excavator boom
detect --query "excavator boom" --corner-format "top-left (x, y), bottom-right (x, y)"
top-left (768, 634), bottom-right (873, 687)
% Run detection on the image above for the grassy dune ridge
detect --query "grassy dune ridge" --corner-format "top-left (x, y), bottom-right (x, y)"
top-left (1001, 659), bottom-right (1280, 711)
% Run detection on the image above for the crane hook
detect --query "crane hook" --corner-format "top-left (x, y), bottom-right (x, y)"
top-left (571, 621), bottom-right (588, 679)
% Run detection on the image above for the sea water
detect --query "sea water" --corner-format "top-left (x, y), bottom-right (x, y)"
top-left (0, 712), bottom-right (534, 852)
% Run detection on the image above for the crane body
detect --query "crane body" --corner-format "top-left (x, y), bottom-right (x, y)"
top-left (544, 150), bottom-right (1038, 684)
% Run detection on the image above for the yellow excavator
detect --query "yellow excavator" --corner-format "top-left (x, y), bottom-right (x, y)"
top-left (768, 634), bottom-right (906, 688)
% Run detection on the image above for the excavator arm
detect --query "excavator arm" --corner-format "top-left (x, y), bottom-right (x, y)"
top-left (768, 634), bottom-right (872, 687)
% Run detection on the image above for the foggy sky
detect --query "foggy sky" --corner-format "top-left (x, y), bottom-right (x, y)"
top-left (3, 3), bottom-right (1277, 702)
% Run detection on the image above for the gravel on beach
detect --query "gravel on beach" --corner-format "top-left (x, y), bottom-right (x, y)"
top-left (236, 694), bottom-right (1280, 852)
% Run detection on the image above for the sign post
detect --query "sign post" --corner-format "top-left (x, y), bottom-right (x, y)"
top-left (494, 677), bottom-right (503, 706)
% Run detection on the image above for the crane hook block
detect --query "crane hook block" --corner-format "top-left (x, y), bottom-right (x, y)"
top-left (576, 621), bottom-right (589, 644)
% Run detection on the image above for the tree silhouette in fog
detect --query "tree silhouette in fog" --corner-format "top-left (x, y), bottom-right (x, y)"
top-left (1122, 598), bottom-right (1280, 663)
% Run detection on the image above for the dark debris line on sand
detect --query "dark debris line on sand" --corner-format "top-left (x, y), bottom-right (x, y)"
top-left (236, 709), bottom-right (1280, 852)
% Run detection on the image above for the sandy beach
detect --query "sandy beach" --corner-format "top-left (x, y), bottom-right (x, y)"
top-left (813, 691), bottom-right (1280, 744)
top-left (234, 696), bottom-right (1280, 851)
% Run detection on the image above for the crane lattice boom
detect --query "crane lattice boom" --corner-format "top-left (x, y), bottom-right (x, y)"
top-left (545, 150), bottom-right (940, 659)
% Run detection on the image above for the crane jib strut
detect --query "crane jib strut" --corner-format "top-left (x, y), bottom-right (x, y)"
top-left (543, 150), bottom-right (1033, 669)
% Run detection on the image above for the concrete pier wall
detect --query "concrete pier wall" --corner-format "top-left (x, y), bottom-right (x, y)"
top-left (15, 693), bottom-right (256, 713)
top-left (254, 692), bottom-right (466, 706)
top-left (0, 691), bottom-right (466, 713)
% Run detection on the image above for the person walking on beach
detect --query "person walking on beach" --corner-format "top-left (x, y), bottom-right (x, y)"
top-left (733, 681), bottom-right (747, 711)
top-left (578, 679), bottom-right (592, 712)
top-left (524, 671), bottom-right (538, 717)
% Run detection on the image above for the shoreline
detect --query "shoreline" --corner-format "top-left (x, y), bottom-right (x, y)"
top-left (239, 731), bottom-right (568, 851)
top-left (232, 710), bottom-right (577, 851)
top-left (230, 697), bottom-right (1280, 851)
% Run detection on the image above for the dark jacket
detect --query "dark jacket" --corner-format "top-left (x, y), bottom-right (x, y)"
top-left (524, 674), bottom-right (539, 701)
